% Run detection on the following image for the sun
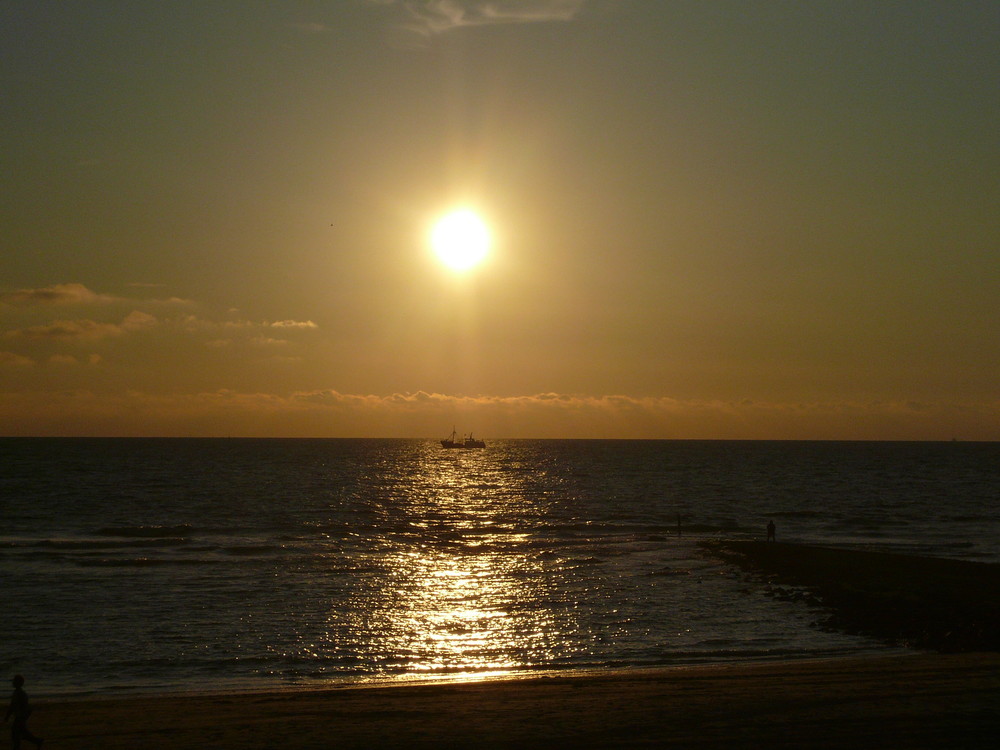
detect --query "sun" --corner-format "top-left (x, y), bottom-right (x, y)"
top-left (430, 209), bottom-right (491, 271)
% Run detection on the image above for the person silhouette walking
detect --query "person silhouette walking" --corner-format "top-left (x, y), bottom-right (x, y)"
top-left (767, 519), bottom-right (776, 542)
top-left (5, 675), bottom-right (43, 749)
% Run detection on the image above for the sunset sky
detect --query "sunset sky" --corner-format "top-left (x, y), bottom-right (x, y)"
top-left (2, 1), bottom-right (998, 439)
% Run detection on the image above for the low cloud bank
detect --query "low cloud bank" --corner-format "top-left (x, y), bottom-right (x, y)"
top-left (1, 388), bottom-right (995, 441)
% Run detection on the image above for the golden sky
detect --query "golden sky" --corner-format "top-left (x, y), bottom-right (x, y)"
top-left (2, 1), bottom-right (998, 439)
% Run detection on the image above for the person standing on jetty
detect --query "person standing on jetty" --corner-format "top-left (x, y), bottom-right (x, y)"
top-left (767, 520), bottom-right (776, 542)
top-left (4, 675), bottom-right (43, 749)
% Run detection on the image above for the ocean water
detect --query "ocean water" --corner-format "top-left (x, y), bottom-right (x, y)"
top-left (1, 438), bottom-right (998, 698)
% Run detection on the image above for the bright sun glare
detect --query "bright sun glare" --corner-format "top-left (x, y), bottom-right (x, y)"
top-left (431, 209), bottom-right (490, 271)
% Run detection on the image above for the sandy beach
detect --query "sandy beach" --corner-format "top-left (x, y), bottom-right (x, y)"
top-left (31, 652), bottom-right (1000, 748)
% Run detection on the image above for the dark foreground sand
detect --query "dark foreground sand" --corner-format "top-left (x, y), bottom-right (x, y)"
top-left (34, 653), bottom-right (1000, 749)
top-left (31, 544), bottom-right (1000, 748)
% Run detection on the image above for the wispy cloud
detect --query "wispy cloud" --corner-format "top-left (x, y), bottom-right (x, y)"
top-left (372, 0), bottom-right (586, 35)
top-left (4, 310), bottom-right (158, 342)
top-left (181, 316), bottom-right (318, 332)
top-left (0, 283), bottom-right (193, 310)
top-left (179, 316), bottom-right (319, 351)
top-left (249, 336), bottom-right (290, 348)
top-left (1, 284), bottom-right (303, 344)
top-left (1, 283), bottom-right (116, 307)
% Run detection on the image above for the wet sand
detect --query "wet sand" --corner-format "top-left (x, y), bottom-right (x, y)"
top-left (33, 653), bottom-right (1000, 748)
top-left (703, 541), bottom-right (1000, 651)
top-left (31, 543), bottom-right (1000, 748)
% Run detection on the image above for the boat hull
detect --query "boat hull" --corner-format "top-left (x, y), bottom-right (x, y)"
top-left (440, 440), bottom-right (485, 449)
top-left (440, 430), bottom-right (485, 449)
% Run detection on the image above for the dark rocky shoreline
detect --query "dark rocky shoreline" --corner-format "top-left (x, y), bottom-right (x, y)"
top-left (703, 540), bottom-right (1000, 652)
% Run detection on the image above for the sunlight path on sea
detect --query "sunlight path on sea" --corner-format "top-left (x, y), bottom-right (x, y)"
top-left (320, 443), bottom-right (582, 680)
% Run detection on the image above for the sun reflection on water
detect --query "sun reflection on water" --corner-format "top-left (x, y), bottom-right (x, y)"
top-left (330, 443), bottom-right (577, 682)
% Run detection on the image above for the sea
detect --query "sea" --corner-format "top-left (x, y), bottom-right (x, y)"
top-left (1, 438), bottom-right (998, 698)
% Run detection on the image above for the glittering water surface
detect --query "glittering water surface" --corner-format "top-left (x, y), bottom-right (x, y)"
top-left (1, 438), bottom-right (998, 696)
